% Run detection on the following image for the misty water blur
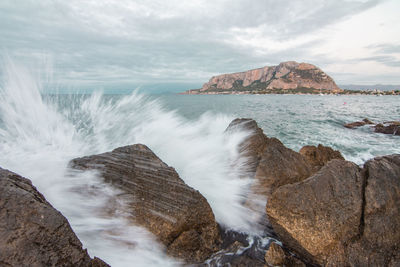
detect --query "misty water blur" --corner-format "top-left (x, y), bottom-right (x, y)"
top-left (0, 59), bottom-right (262, 266)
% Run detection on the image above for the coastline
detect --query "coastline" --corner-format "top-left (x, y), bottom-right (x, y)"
top-left (179, 89), bottom-right (400, 96)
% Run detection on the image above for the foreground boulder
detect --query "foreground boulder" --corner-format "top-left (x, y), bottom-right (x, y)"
top-left (267, 160), bottom-right (363, 264)
top-left (348, 154), bottom-right (400, 266)
top-left (299, 144), bottom-right (344, 172)
top-left (266, 154), bottom-right (400, 266)
top-left (69, 144), bottom-right (220, 263)
top-left (0, 167), bottom-right (108, 267)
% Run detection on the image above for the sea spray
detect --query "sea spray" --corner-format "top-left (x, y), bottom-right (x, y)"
top-left (0, 60), bottom-right (262, 266)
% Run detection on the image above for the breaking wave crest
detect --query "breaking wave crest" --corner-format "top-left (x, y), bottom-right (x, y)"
top-left (0, 60), bottom-right (261, 266)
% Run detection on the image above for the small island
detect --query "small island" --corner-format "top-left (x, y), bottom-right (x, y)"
top-left (181, 61), bottom-right (400, 95)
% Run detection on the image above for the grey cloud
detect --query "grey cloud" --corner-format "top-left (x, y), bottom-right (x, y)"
top-left (359, 55), bottom-right (400, 67)
top-left (0, 0), bottom-right (393, 91)
top-left (367, 43), bottom-right (400, 54)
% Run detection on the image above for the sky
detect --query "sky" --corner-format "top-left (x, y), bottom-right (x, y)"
top-left (1, 0), bottom-right (400, 92)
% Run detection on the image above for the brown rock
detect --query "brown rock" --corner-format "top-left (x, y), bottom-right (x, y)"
top-left (225, 118), bottom-right (312, 197)
top-left (265, 242), bottom-right (306, 267)
top-left (254, 138), bottom-right (313, 197)
top-left (374, 122), bottom-right (400, 135)
top-left (265, 242), bottom-right (285, 266)
top-left (344, 118), bottom-right (374, 129)
top-left (266, 160), bottom-right (363, 265)
top-left (266, 154), bottom-right (400, 266)
top-left (69, 144), bottom-right (220, 263)
top-left (0, 167), bottom-right (108, 267)
top-left (225, 118), bottom-right (268, 174)
top-left (299, 144), bottom-right (344, 172)
top-left (345, 154), bottom-right (400, 266)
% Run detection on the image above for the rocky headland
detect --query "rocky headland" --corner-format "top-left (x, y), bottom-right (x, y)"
top-left (181, 61), bottom-right (400, 95)
top-left (1, 118), bottom-right (399, 266)
top-left (182, 61), bottom-right (342, 95)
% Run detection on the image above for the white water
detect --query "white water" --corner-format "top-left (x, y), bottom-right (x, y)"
top-left (0, 60), bottom-right (261, 266)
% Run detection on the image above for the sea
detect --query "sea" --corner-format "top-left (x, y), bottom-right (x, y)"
top-left (0, 61), bottom-right (399, 266)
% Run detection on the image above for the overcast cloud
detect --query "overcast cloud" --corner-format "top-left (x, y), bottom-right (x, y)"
top-left (1, 0), bottom-right (399, 91)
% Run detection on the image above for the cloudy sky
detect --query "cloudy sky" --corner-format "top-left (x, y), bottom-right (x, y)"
top-left (1, 0), bottom-right (399, 92)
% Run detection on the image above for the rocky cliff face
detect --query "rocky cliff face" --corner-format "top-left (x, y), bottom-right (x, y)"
top-left (192, 61), bottom-right (341, 93)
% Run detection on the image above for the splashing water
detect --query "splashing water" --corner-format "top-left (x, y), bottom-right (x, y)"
top-left (0, 60), bottom-right (260, 266)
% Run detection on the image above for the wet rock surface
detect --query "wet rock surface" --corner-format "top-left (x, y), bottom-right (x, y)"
top-left (299, 144), bottom-right (344, 173)
top-left (0, 167), bottom-right (108, 267)
top-left (226, 118), bottom-right (313, 197)
top-left (344, 118), bottom-right (374, 129)
top-left (374, 121), bottom-right (400, 135)
top-left (225, 118), bottom-right (268, 175)
top-left (69, 144), bottom-right (220, 263)
top-left (344, 118), bottom-right (400, 136)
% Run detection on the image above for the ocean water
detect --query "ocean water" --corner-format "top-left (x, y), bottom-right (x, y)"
top-left (158, 94), bottom-right (400, 164)
top-left (0, 61), bottom-right (399, 266)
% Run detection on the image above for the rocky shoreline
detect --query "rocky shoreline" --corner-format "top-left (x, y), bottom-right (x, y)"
top-left (1, 118), bottom-right (399, 266)
top-left (180, 89), bottom-right (400, 95)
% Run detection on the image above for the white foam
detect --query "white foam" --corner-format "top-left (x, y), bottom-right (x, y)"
top-left (0, 59), bottom-right (260, 266)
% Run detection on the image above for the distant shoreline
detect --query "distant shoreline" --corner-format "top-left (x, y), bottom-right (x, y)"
top-left (179, 89), bottom-right (400, 96)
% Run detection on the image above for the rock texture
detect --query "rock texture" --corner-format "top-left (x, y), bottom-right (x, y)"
top-left (184, 61), bottom-right (342, 94)
top-left (264, 242), bottom-right (306, 267)
top-left (0, 167), bottom-right (108, 267)
top-left (254, 138), bottom-right (313, 197)
top-left (267, 160), bottom-right (363, 264)
top-left (69, 144), bottom-right (220, 263)
top-left (266, 154), bottom-right (400, 266)
top-left (299, 144), bottom-right (344, 172)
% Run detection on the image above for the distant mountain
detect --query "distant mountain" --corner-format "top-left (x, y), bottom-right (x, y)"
top-left (182, 61), bottom-right (342, 94)
top-left (339, 84), bottom-right (400, 91)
